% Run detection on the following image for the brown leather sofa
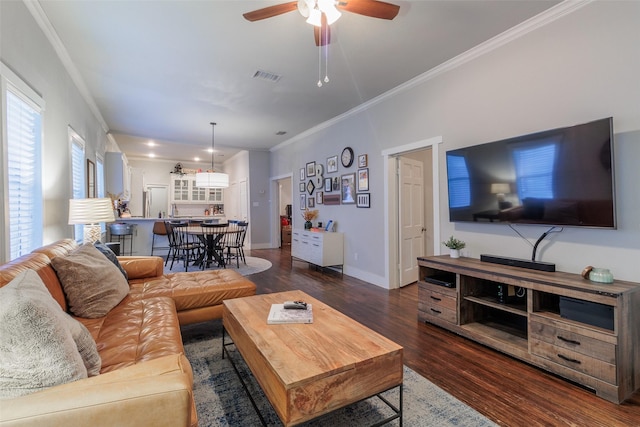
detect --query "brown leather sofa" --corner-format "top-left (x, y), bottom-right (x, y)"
top-left (0, 239), bottom-right (257, 427)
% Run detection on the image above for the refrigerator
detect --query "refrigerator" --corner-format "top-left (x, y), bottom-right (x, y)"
top-left (143, 186), bottom-right (169, 218)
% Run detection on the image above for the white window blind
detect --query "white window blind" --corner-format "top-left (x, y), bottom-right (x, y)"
top-left (447, 154), bottom-right (471, 208)
top-left (70, 130), bottom-right (86, 241)
top-left (97, 157), bottom-right (106, 233)
top-left (5, 89), bottom-right (43, 260)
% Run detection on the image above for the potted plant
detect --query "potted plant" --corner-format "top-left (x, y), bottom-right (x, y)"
top-left (443, 236), bottom-right (466, 258)
top-left (301, 208), bottom-right (319, 230)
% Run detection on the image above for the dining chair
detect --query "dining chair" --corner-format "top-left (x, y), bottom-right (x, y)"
top-left (200, 223), bottom-right (228, 269)
top-left (224, 221), bottom-right (248, 268)
top-left (167, 221), bottom-right (202, 271)
top-left (164, 221), bottom-right (181, 267)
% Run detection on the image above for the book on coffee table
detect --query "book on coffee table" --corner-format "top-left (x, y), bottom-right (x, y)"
top-left (267, 304), bottom-right (313, 324)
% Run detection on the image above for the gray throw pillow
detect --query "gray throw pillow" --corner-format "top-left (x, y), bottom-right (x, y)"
top-left (51, 244), bottom-right (129, 318)
top-left (0, 270), bottom-right (100, 398)
top-left (93, 241), bottom-right (128, 279)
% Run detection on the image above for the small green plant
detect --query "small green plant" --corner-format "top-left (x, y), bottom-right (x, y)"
top-left (443, 236), bottom-right (466, 250)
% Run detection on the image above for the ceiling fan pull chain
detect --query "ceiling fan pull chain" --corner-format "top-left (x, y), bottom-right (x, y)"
top-left (324, 42), bottom-right (330, 84)
top-left (317, 43), bottom-right (323, 87)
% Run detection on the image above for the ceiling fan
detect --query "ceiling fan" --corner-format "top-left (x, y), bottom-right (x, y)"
top-left (243, 0), bottom-right (400, 46)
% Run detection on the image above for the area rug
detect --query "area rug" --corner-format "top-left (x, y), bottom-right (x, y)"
top-left (182, 320), bottom-right (498, 427)
top-left (164, 256), bottom-right (272, 276)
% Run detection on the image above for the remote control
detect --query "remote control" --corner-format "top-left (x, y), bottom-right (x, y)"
top-left (283, 300), bottom-right (307, 310)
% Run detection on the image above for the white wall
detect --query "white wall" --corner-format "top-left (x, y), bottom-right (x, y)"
top-left (272, 1), bottom-right (640, 283)
top-left (1, 1), bottom-right (109, 246)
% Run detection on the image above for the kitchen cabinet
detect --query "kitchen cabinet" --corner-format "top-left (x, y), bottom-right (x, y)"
top-left (170, 173), bottom-right (224, 203)
top-left (105, 152), bottom-right (130, 200)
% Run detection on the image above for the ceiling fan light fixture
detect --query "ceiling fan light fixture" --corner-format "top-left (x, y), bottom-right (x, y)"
top-left (318, 0), bottom-right (341, 25)
top-left (306, 7), bottom-right (322, 27)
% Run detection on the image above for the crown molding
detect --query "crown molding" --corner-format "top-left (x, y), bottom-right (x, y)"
top-left (23, 0), bottom-right (110, 133)
top-left (272, 0), bottom-right (591, 152)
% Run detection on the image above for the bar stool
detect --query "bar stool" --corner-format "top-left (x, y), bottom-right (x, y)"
top-left (109, 223), bottom-right (135, 256)
top-left (151, 221), bottom-right (168, 256)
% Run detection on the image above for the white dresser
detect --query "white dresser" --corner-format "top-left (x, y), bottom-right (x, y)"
top-left (291, 230), bottom-right (344, 270)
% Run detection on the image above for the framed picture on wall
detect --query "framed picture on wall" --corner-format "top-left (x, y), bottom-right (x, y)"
top-left (87, 159), bottom-right (96, 198)
top-left (299, 182), bottom-right (305, 192)
top-left (300, 194), bottom-right (306, 209)
top-left (324, 177), bottom-right (332, 192)
top-left (306, 161), bottom-right (316, 177)
top-left (308, 197), bottom-right (315, 208)
top-left (357, 193), bottom-right (370, 208)
top-left (357, 168), bottom-right (369, 191)
top-left (316, 191), bottom-right (323, 204)
top-left (341, 173), bottom-right (356, 204)
top-left (300, 168), bottom-right (305, 181)
top-left (327, 155), bottom-right (338, 173)
top-left (332, 177), bottom-right (340, 191)
top-left (358, 154), bottom-right (368, 168)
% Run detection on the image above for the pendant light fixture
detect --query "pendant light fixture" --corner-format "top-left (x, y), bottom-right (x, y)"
top-left (195, 122), bottom-right (229, 188)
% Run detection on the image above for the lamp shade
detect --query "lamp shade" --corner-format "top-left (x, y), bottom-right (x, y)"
top-left (68, 198), bottom-right (115, 224)
top-left (490, 183), bottom-right (510, 194)
top-left (195, 171), bottom-right (229, 188)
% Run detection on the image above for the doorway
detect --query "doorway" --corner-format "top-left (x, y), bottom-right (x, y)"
top-left (398, 151), bottom-right (432, 286)
top-left (382, 136), bottom-right (442, 289)
top-left (270, 174), bottom-right (293, 248)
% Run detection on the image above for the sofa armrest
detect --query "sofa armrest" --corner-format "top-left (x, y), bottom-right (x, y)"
top-left (118, 256), bottom-right (164, 280)
top-left (0, 355), bottom-right (194, 427)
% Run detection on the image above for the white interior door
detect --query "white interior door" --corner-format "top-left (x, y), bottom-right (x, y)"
top-left (399, 157), bottom-right (425, 287)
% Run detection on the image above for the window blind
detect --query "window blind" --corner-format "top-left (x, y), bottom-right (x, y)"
top-left (6, 90), bottom-right (43, 259)
top-left (70, 131), bottom-right (85, 240)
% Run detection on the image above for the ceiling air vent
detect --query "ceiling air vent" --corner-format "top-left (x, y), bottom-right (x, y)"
top-left (253, 69), bottom-right (282, 83)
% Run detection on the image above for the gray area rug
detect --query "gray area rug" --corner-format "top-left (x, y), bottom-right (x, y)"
top-left (164, 256), bottom-right (272, 276)
top-left (182, 320), bottom-right (498, 427)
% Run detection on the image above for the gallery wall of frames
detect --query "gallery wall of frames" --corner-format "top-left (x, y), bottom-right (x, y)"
top-left (299, 147), bottom-right (370, 215)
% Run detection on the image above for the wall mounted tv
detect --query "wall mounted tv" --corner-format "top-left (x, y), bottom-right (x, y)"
top-left (446, 117), bottom-right (615, 228)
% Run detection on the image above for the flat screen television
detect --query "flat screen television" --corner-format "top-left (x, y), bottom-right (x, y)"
top-left (446, 117), bottom-right (615, 228)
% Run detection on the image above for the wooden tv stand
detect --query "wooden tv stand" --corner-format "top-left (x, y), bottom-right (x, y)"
top-left (417, 255), bottom-right (640, 403)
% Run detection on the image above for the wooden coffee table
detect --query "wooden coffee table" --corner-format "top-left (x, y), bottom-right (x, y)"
top-left (222, 290), bottom-right (403, 426)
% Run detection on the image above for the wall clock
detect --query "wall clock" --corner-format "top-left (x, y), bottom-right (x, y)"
top-left (341, 146), bottom-right (354, 168)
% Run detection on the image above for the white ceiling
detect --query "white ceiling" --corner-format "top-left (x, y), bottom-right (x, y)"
top-left (38, 0), bottom-right (559, 164)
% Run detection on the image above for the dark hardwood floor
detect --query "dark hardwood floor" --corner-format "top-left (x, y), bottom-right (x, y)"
top-left (245, 246), bottom-right (640, 427)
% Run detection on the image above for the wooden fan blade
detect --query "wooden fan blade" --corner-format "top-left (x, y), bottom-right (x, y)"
top-left (338, 0), bottom-right (400, 20)
top-left (314, 15), bottom-right (331, 46)
top-left (243, 1), bottom-right (298, 22)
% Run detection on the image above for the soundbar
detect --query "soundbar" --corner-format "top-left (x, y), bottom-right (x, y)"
top-left (480, 254), bottom-right (556, 272)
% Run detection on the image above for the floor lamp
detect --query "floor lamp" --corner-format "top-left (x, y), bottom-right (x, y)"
top-left (68, 198), bottom-right (115, 244)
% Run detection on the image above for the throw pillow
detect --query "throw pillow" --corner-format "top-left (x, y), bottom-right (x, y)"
top-left (0, 270), bottom-right (95, 398)
top-left (93, 241), bottom-right (128, 280)
top-left (51, 244), bottom-right (129, 318)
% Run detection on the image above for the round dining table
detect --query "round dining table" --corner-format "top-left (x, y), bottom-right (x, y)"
top-left (186, 225), bottom-right (240, 268)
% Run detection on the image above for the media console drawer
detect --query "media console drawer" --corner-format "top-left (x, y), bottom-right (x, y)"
top-left (529, 315), bottom-right (616, 364)
top-left (418, 282), bottom-right (457, 324)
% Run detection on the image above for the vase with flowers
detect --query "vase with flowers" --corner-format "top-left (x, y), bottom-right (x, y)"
top-left (302, 208), bottom-right (319, 230)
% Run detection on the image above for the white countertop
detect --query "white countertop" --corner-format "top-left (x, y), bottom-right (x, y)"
top-left (114, 216), bottom-right (226, 222)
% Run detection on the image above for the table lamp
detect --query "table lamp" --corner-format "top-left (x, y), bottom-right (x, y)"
top-left (68, 198), bottom-right (115, 243)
